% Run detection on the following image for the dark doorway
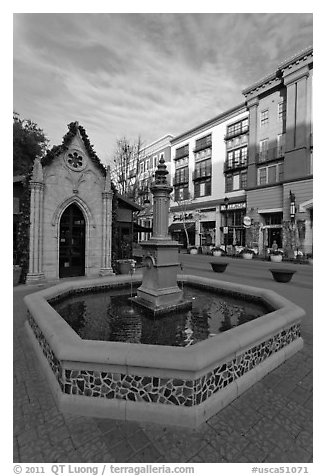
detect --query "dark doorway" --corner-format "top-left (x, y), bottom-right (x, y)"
top-left (59, 204), bottom-right (85, 278)
top-left (268, 227), bottom-right (282, 248)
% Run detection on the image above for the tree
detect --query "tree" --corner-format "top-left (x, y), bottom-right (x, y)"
top-left (13, 112), bottom-right (49, 176)
top-left (111, 136), bottom-right (143, 200)
top-left (171, 191), bottom-right (202, 249)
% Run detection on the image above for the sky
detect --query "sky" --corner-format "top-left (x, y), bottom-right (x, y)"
top-left (13, 12), bottom-right (313, 165)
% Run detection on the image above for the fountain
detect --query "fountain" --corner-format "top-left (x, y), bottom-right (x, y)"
top-left (24, 159), bottom-right (305, 428)
top-left (131, 158), bottom-right (192, 314)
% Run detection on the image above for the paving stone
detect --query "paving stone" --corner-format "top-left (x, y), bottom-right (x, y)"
top-left (264, 442), bottom-right (311, 463)
top-left (287, 385), bottom-right (312, 406)
top-left (128, 443), bottom-right (162, 463)
top-left (239, 441), bottom-right (267, 462)
top-left (295, 430), bottom-right (313, 455)
top-left (129, 430), bottom-right (150, 452)
top-left (191, 443), bottom-right (227, 463)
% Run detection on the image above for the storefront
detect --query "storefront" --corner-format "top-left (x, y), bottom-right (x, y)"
top-left (168, 212), bottom-right (195, 248)
top-left (219, 201), bottom-right (247, 249)
top-left (260, 212), bottom-right (283, 250)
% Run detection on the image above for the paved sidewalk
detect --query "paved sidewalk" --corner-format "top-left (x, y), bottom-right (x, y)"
top-left (13, 261), bottom-right (313, 463)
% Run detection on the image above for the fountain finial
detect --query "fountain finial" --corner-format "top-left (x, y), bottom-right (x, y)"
top-left (154, 157), bottom-right (169, 185)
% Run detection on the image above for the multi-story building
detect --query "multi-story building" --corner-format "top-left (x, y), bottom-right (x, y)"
top-left (243, 46), bottom-right (313, 255)
top-left (169, 105), bottom-right (249, 249)
top-left (167, 46), bottom-right (312, 256)
top-left (136, 134), bottom-right (173, 241)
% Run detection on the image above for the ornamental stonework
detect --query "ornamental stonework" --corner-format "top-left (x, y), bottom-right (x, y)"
top-left (64, 149), bottom-right (87, 172)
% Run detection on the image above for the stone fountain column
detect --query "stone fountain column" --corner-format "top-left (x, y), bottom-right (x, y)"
top-left (135, 158), bottom-right (191, 314)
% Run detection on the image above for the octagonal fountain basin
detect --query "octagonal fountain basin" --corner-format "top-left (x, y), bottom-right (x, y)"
top-left (24, 274), bottom-right (304, 428)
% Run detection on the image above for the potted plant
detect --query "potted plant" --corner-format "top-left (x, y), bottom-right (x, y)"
top-left (188, 246), bottom-right (198, 255)
top-left (270, 249), bottom-right (283, 263)
top-left (241, 247), bottom-right (254, 260)
top-left (211, 247), bottom-right (224, 257)
top-left (116, 258), bottom-right (136, 275)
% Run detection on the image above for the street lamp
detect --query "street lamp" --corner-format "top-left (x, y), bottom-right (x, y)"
top-left (289, 190), bottom-right (296, 222)
top-left (224, 197), bottom-right (229, 254)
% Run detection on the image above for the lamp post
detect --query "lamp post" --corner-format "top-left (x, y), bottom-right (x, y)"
top-left (289, 190), bottom-right (296, 222)
top-left (224, 197), bottom-right (229, 254)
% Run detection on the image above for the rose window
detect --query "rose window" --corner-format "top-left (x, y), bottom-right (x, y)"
top-left (65, 150), bottom-right (87, 171)
top-left (68, 152), bottom-right (83, 169)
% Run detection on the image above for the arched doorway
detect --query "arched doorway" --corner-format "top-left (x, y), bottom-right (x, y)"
top-left (59, 204), bottom-right (85, 278)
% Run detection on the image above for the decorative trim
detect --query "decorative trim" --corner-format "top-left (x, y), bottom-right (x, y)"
top-left (51, 196), bottom-right (96, 228)
top-left (27, 311), bottom-right (300, 408)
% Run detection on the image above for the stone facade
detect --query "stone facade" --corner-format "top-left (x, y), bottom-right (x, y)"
top-left (26, 123), bottom-right (113, 283)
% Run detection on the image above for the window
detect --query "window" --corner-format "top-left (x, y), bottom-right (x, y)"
top-left (226, 146), bottom-right (247, 169)
top-left (174, 167), bottom-right (189, 185)
top-left (174, 186), bottom-right (189, 202)
top-left (226, 118), bottom-right (249, 138)
top-left (194, 134), bottom-right (212, 152)
top-left (194, 158), bottom-right (211, 179)
top-left (240, 172), bottom-right (247, 189)
top-left (257, 163), bottom-right (283, 185)
top-left (261, 110), bottom-right (269, 126)
top-left (194, 180), bottom-right (211, 198)
top-left (259, 139), bottom-right (269, 162)
top-left (225, 175), bottom-right (233, 193)
top-left (139, 162), bottom-right (144, 174)
top-left (278, 102), bottom-right (286, 121)
top-left (233, 174), bottom-right (240, 190)
top-left (175, 144), bottom-right (189, 159)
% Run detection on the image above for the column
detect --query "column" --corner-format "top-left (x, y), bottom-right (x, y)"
top-left (246, 97), bottom-right (259, 188)
top-left (26, 158), bottom-right (45, 284)
top-left (100, 167), bottom-right (114, 275)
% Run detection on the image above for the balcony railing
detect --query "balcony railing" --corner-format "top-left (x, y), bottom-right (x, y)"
top-left (192, 167), bottom-right (212, 181)
top-left (224, 125), bottom-right (249, 141)
top-left (224, 159), bottom-right (247, 173)
top-left (256, 145), bottom-right (285, 163)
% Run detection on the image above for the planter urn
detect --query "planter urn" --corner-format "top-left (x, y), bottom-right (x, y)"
top-left (242, 253), bottom-right (253, 260)
top-left (117, 261), bottom-right (132, 275)
top-left (270, 255), bottom-right (283, 263)
top-left (269, 268), bottom-right (297, 283)
top-left (189, 248), bottom-right (198, 255)
top-left (210, 262), bottom-right (228, 273)
top-left (212, 250), bottom-right (223, 257)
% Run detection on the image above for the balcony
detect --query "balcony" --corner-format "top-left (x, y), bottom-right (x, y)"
top-left (224, 159), bottom-right (247, 173)
top-left (256, 145), bottom-right (285, 163)
top-left (224, 125), bottom-right (249, 141)
top-left (192, 167), bottom-right (212, 181)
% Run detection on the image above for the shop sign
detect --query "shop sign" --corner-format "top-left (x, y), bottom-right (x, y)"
top-left (243, 216), bottom-right (252, 228)
top-left (173, 213), bottom-right (193, 221)
top-left (220, 202), bottom-right (246, 211)
top-left (223, 226), bottom-right (229, 234)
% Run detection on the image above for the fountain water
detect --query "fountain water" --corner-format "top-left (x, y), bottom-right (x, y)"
top-left (131, 157), bottom-right (192, 315)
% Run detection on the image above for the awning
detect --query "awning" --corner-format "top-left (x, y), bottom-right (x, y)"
top-left (168, 223), bottom-right (195, 234)
top-left (133, 223), bottom-right (153, 233)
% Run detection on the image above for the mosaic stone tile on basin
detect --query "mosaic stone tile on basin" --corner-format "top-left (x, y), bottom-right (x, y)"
top-left (27, 310), bottom-right (300, 407)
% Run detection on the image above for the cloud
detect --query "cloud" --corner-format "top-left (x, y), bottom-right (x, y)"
top-left (13, 13), bottom-right (313, 163)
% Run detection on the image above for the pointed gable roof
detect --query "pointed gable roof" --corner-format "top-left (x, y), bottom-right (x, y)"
top-left (41, 121), bottom-right (106, 174)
